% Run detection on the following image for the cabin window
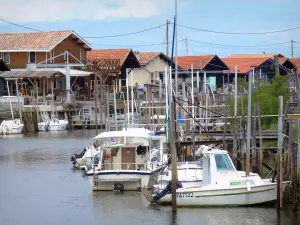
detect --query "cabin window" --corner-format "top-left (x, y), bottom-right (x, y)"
top-left (28, 52), bottom-right (36, 63)
top-left (215, 154), bottom-right (235, 171)
top-left (3, 52), bottom-right (10, 64)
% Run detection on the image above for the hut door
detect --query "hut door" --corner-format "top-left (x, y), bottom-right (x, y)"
top-left (122, 147), bottom-right (136, 170)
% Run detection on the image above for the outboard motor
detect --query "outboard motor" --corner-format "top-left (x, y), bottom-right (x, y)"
top-left (70, 148), bottom-right (87, 165)
top-left (113, 183), bottom-right (124, 192)
top-left (153, 180), bottom-right (183, 202)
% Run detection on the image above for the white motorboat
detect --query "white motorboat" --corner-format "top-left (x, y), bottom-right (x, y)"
top-left (38, 117), bottom-right (68, 131)
top-left (85, 128), bottom-right (166, 191)
top-left (0, 119), bottom-right (24, 135)
top-left (142, 146), bottom-right (289, 207)
top-left (0, 81), bottom-right (24, 135)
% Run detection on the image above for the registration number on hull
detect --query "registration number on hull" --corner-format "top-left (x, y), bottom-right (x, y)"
top-left (176, 192), bottom-right (194, 198)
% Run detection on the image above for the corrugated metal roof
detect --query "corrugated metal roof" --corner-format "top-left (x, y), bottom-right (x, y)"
top-left (0, 71), bottom-right (63, 79)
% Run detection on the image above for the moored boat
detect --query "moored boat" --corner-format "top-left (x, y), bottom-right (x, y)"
top-left (85, 128), bottom-right (166, 191)
top-left (142, 146), bottom-right (289, 207)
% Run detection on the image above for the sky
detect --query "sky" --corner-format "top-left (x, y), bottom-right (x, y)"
top-left (0, 0), bottom-right (300, 58)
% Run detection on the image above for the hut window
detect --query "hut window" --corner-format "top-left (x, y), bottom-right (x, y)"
top-left (80, 49), bottom-right (84, 61)
top-left (3, 52), bottom-right (10, 64)
top-left (28, 52), bottom-right (36, 63)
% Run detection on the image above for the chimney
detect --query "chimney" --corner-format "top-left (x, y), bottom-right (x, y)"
top-left (134, 51), bottom-right (140, 60)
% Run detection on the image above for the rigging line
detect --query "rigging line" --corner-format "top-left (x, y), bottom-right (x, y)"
top-left (174, 97), bottom-right (216, 140)
top-left (174, 96), bottom-right (240, 124)
top-left (0, 18), bottom-right (42, 32)
top-left (83, 24), bottom-right (165, 38)
top-left (188, 39), bottom-right (290, 48)
top-left (90, 42), bottom-right (171, 47)
top-left (178, 23), bottom-right (300, 35)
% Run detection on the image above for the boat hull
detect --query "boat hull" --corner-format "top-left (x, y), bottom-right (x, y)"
top-left (0, 120), bottom-right (24, 135)
top-left (38, 120), bottom-right (68, 131)
top-left (88, 171), bottom-right (153, 191)
top-left (156, 182), bottom-right (289, 207)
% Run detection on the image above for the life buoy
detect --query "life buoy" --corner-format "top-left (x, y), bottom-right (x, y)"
top-left (104, 153), bottom-right (111, 159)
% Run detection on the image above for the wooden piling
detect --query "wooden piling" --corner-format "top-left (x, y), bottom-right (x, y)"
top-left (257, 104), bottom-right (263, 176)
top-left (277, 96), bottom-right (283, 210)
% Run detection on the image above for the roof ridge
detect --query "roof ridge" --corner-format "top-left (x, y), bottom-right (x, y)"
top-left (0, 30), bottom-right (73, 35)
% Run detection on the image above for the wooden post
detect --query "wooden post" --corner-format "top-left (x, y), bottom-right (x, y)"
top-left (223, 106), bottom-right (228, 149)
top-left (106, 91), bottom-right (109, 131)
top-left (257, 104), bottom-right (263, 176)
top-left (42, 78), bottom-right (46, 104)
top-left (252, 104), bottom-right (257, 170)
top-left (246, 72), bottom-right (252, 176)
top-left (277, 96), bottom-right (283, 210)
top-left (99, 74), bottom-right (103, 128)
top-left (94, 74), bottom-right (98, 133)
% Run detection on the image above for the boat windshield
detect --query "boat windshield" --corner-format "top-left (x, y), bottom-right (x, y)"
top-left (214, 154), bottom-right (235, 171)
top-left (93, 136), bottom-right (149, 148)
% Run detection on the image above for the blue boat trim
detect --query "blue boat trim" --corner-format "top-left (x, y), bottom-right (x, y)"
top-left (86, 171), bottom-right (153, 176)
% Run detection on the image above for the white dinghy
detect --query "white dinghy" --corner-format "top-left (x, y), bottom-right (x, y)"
top-left (142, 146), bottom-right (289, 207)
top-left (38, 117), bottom-right (68, 131)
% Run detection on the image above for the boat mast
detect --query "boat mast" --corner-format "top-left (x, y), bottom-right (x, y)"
top-left (6, 80), bottom-right (14, 120)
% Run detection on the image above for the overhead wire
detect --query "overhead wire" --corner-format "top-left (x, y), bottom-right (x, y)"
top-left (0, 18), bottom-right (42, 32)
top-left (90, 42), bottom-right (171, 47)
top-left (83, 24), bottom-right (165, 38)
top-left (178, 23), bottom-right (300, 35)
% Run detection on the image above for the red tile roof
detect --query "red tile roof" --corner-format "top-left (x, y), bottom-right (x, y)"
top-left (228, 53), bottom-right (285, 59)
top-left (138, 52), bottom-right (161, 65)
top-left (87, 49), bottom-right (134, 66)
top-left (222, 57), bottom-right (269, 73)
top-left (177, 55), bottom-right (215, 69)
top-left (290, 58), bottom-right (300, 70)
top-left (0, 30), bottom-right (91, 51)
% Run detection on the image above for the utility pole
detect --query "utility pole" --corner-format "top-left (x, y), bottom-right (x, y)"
top-left (166, 19), bottom-right (169, 57)
top-left (274, 55), bottom-right (280, 76)
top-left (291, 40), bottom-right (294, 58)
top-left (185, 37), bottom-right (188, 56)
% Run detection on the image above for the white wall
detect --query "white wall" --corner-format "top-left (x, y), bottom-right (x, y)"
top-left (130, 56), bottom-right (169, 87)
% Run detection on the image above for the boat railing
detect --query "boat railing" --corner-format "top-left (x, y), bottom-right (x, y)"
top-left (102, 162), bottom-right (156, 171)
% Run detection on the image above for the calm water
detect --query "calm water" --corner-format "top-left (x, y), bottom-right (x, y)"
top-left (0, 130), bottom-right (299, 225)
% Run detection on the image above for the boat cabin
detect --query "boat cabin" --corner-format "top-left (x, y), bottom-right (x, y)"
top-left (202, 148), bottom-right (237, 185)
top-left (92, 129), bottom-right (164, 171)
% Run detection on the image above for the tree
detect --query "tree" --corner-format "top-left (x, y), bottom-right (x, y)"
top-left (229, 76), bottom-right (289, 129)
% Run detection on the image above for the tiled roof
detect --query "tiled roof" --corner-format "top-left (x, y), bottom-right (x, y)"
top-left (228, 53), bottom-right (285, 59)
top-left (138, 52), bottom-right (161, 65)
top-left (177, 55), bottom-right (215, 70)
top-left (87, 49), bottom-right (134, 66)
top-left (290, 58), bottom-right (300, 70)
top-left (222, 57), bottom-right (269, 73)
top-left (0, 30), bottom-right (91, 51)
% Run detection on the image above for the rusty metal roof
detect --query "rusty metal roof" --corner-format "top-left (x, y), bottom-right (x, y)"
top-left (0, 70), bottom-right (64, 79)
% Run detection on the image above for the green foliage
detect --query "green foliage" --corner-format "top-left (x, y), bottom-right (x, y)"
top-left (229, 76), bottom-right (289, 129)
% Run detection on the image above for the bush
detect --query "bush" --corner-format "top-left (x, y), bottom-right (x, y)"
top-left (228, 76), bottom-right (289, 129)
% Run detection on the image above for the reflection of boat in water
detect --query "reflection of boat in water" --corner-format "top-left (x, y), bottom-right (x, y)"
top-left (142, 146), bottom-right (289, 207)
